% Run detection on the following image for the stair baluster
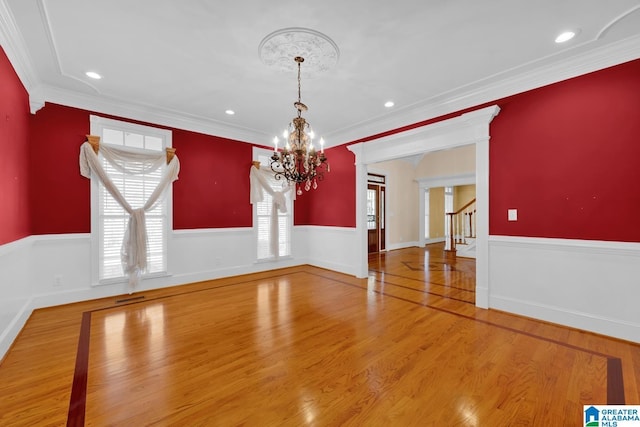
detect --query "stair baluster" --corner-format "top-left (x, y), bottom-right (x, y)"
top-left (445, 198), bottom-right (476, 253)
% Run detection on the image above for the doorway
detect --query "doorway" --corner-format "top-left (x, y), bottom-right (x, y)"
top-left (367, 174), bottom-right (386, 253)
top-left (347, 104), bottom-right (501, 308)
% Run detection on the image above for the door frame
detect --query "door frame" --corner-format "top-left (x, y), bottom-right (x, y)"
top-left (348, 105), bottom-right (500, 309)
top-left (366, 173), bottom-right (387, 253)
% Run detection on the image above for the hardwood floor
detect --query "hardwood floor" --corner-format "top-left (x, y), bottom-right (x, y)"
top-left (1, 244), bottom-right (638, 426)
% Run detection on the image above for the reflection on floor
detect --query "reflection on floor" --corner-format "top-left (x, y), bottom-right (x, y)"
top-left (368, 242), bottom-right (476, 305)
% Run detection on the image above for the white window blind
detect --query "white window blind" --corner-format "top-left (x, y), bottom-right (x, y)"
top-left (254, 150), bottom-right (292, 260)
top-left (90, 116), bottom-right (172, 283)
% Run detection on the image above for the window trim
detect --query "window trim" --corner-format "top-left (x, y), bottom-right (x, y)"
top-left (89, 115), bottom-right (173, 286)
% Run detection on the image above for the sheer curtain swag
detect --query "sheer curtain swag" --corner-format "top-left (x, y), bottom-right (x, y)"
top-left (79, 136), bottom-right (180, 291)
top-left (249, 162), bottom-right (294, 259)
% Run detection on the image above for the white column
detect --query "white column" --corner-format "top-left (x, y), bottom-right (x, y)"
top-left (475, 136), bottom-right (490, 308)
top-left (347, 143), bottom-right (369, 278)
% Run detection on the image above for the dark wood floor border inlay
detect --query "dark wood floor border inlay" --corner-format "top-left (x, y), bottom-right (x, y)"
top-left (67, 311), bottom-right (92, 427)
top-left (607, 357), bottom-right (626, 404)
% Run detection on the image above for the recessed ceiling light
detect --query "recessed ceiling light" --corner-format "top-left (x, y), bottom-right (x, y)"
top-left (85, 71), bottom-right (102, 79)
top-left (555, 31), bottom-right (576, 43)
top-left (225, 110), bottom-right (235, 115)
top-left (384, 101), bottom-right (395, 108)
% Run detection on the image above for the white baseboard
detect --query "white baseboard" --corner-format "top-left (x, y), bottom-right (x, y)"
top-left (0, 298), bottom-right (32, 361)
top-left (424, 237), bottom-right (446, 245)
top-left (491, 294), bottom-right (640, 343)
top-left (307, 258), bottom-right (357, 276)
top-left (489, 235), bottom-right (640, 343)
top-left (168, 257), bottom-right (305, 285)
top-left (386, 241), bottom-right (420, 251)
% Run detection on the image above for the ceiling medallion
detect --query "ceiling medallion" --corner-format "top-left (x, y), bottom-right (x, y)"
top-left (258, 28), bottom-right (340, 77)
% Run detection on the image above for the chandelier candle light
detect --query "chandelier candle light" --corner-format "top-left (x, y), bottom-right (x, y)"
top-left (271, 56), bottom-right (329, 195)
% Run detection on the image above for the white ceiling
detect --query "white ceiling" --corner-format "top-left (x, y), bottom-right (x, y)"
top-left (1, 0), bottom-right (640, 147)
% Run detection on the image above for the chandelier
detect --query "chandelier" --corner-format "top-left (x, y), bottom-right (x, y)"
top-left (271, 56), bottom-right (329, 195)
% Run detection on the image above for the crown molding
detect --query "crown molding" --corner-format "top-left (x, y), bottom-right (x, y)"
top-left (330, 33), bottom-right (640, 145)
top-left (0, 0), bottom-right (38, 92)
top-left (29, 84), bottom-right (45, 113)
top-left (40, 84), bottom-right (269, 144)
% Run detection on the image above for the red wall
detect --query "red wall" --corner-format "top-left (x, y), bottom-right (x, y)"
top-left (0, 47), bottom-right (31, 245)
top-left (29, 104), bottom-right (93, 234)
top-left (489, 59), bottom-right (640, 242)
top-left (29, 103), bottom-right (255, 234)
top-left (172, 129), bottom-right (252, 229)
top-left (294, 145), bottom-right (356, 227)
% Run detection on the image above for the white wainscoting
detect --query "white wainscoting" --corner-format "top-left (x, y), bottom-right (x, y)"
top-left (0, 237), bottom-right (32, 359)
top-left (171, 228), bottom-right (302, 284)
top-left (489, 235), bottom-right (640, 343)
top-left (296, 226), bottom-right (359, 276)
top-left (0, 225), bottom-right (360, 359)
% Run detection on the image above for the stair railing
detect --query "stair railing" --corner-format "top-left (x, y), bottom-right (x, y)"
top-left (445, 198), bottom-right (476, 252)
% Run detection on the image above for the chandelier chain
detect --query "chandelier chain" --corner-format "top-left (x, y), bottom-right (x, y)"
top-left (298, 59), bottom-right (301, 107)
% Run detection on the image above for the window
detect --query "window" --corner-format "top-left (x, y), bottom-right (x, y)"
top-left (445, 186), bottom-right (454, 212)
top-left (253, 148), bottom-right (292, 260)
top-left (444, 186), bottom-right (453, 236)
top-left (367, 188), bottom-right (377, 230)
top-left (90, 116), bottom-right (172, 283)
